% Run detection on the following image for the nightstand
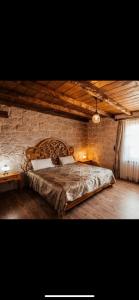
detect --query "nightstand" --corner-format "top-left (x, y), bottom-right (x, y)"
top-left (0, 171), bottom-right (23, 190)
top-left (78, 160), bottom-right (100, 166)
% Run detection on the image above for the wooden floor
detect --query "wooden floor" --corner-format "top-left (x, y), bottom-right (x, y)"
top-left (0, 180), bottom-right (139, 219)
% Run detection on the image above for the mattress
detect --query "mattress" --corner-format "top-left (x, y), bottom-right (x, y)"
top-left (27, 162), bottom-right (116, 213)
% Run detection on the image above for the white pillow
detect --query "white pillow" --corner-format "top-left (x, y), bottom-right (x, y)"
top-left (31, 158), bottom-right (54, 171)
top-left (59, 156), bottom-right (76, 165)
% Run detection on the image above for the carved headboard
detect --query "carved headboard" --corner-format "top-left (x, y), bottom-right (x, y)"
top-left (22, 138), bottom-right (74, 172)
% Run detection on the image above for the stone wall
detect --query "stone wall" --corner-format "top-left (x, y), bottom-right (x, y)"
top-left (0, 105), bottom-right (88, 185)
top-left (0, 106), bottom-right (118, 172)
top-left (0, 105), bottom-right (118, 191)
top-left (88, 118), bottom-right (118, 170)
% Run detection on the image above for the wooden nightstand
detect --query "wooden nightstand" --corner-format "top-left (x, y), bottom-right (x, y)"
top-left (78, 160), bottom-right (100, 166)
top-left (0, 171), bottom-right (23, 190)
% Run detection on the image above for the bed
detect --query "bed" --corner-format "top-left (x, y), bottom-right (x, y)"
top-left (23, 138), bottom-right (116, 216)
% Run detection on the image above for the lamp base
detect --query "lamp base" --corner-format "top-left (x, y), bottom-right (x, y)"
top-left (3, 171), bottom-right (9, 176)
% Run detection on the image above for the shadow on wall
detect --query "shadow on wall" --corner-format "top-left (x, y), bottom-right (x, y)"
top-left (87, 145), bottom-right (100, 164)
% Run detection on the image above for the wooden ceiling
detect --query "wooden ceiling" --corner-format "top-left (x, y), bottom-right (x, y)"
top-left (0, 80), bottom-right (139, 122)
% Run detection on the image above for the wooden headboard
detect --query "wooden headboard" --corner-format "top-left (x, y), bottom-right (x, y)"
top-left (22, 138), bottom-right (74, 172)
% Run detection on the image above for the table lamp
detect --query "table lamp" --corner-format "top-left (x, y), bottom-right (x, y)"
top-left (1, 164), bottom-right (10, 175)
top-left (82, 154), bottom-right (87, 160)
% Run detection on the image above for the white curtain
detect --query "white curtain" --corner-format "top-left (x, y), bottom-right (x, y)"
top-left (120, 118), bottom-right (139, 182)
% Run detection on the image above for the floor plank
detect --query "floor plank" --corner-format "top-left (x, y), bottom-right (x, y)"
top-left (0, 180), bottom-right (139, 219)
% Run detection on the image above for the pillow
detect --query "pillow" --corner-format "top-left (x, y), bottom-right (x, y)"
top-left (31, 158), bottom-right (54, 171)
top-left (59, 156), bottom-right (76, 165)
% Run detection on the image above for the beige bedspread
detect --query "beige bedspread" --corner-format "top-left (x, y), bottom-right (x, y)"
top-left (27, 162), bottom-right (116, 213)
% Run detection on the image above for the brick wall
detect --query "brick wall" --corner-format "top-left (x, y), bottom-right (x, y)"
top-left (0, 105), bottom-right (88, 172)
top-left (88, 118), bottom-right (118, 170)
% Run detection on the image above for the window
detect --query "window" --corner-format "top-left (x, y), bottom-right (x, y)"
top-left (120, 118), bottom-right (139, 182)
top-left (122, 120), bottom-right (139, 162)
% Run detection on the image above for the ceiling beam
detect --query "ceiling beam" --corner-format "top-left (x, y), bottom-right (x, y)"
top-left (0, 81), bottom-right (113, 119)
top-left (0, 100), bottom-right (88, 122)
top-left (0, 83), bottom-right (111, 119)
top-left (0, 110), bottom-right (8, 118)
top-left (72, 81), bottom-right (132, 116)
top-left (0, 90), bottom-right (90, 122)
top-left (115, 111), bottom-right (139, 121)
top-left (33, 81), bottom-right (112, 118)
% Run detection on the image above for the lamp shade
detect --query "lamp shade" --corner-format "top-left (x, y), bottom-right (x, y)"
top-left (92, 113), bottom-right (101, 124)
top-left (1, 164), bottom-right (10, 173)
top-left (82, 154), bottom-right (87, 159)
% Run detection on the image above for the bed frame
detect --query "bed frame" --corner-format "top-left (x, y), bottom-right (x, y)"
top-left (22, 138), bottom-right (113, 216)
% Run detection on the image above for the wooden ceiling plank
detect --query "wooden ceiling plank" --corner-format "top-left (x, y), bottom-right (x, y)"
top-left (109, 102), bottom-right (139, 109)
top-left (111, 94), bottom-right (139, 100)
top-left (7, 83), bottom-right (95, 117)
top-left (56, 83), bottom-right (76, 93)
top-left (95, 81), bottom-right (130, 91)
top-left (72, 81), bottom-right (132, 116)
top-left (0, 81), bottom-right (20, 90)
top-left (61, 89), bottom-right (87, 100)
top-left (2, 82), bottom-right (92, 117)
top-left (29, 81), bottom-right (112, 118)
top-left (107, 88), bottom-right (139, 98)
top-left (92, 81), bottom-right (115, 88)
top-left (102, 81), bottom-right (136, 94)
top-left (115, 98), bottom-right (139, 104)
top-left (0, 84), bottom-right (93, 118)
top-left (0, 89), bottom-right (91, 120)
top-left (0, 81), bottom-right (114, 117)
top-left (37, 81), bottom-right (66, 90)
top-left (75, 94), bottom-right (97, 102)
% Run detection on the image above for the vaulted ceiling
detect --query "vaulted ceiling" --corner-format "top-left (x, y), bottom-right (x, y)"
top-left (0, 80), bottom-right (139, 122)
